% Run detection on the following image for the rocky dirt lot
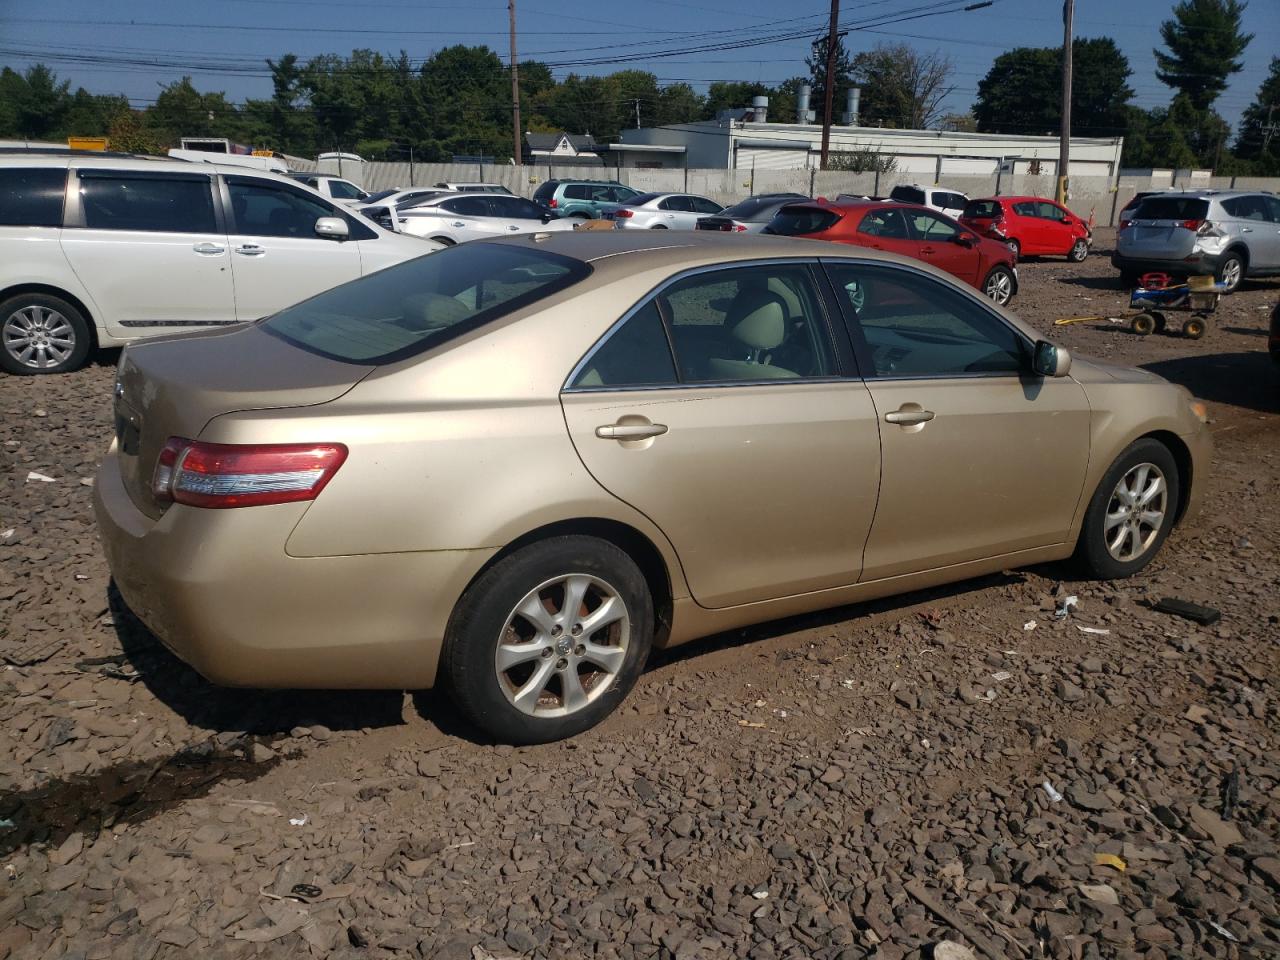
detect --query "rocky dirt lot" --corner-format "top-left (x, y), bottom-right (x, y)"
top-left (1, 231), bottom-right (1278, 960)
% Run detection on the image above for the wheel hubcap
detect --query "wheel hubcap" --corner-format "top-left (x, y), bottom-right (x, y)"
top-left (3, 306), bottom-right (75, 369)
top-left (1104, 462), bottom-right (1167, 562)
top-left (986, 272), bottom-right (1012, 303)
top-left (1222, 260), bottom-right (1241, 288)
top-left (495, 574), bottom-right (630, 718)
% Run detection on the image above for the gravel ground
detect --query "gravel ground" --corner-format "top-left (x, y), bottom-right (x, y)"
top-left (1, 231), bottom-right (1278, 960)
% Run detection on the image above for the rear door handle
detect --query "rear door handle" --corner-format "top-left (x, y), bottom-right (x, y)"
top-left (595, 422), bottom-right (668, 440)
top-left (452, 221), bottom-right (466, 228)
top-left (884, 408), bottom-right (935, 425)
top-left (235, 244), bottom-right (265, 257)
top-left (1242, 227), bottom-right (1253, 233)
top-left (192, 242), bottom-right (225, 255)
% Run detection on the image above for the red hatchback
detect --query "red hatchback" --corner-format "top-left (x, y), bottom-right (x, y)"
top-left (959, 196), bottom-right (1091, 262)
top-left (767, 200), bottom-right (1018, 305)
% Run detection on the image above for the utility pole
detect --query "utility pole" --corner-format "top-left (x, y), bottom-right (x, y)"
top-left (819, 0), bottom-right (839, 170)
top-left (509, 0), bottom-right (522, 167)
top-left (1055, 0), bottom-right (1073, 204)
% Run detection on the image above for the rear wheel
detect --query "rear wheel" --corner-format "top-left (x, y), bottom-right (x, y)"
top-left (982, 265), bottom-right (1016, 306)
top-left (1006, 238), bottom-right (1020, 261)
top-left (1216, 252), bottom-right (1244, 292)
top-left (1068, 238), bottom-right (1089, 262)
top-left (1183, 316), bottom-right (1206, 340)
top-left (1074, 439), bottom-right (1179, 579)
top-left (443, 536), bottom-right (653, 744)
top-left (0, 293), bottom-right (92, 375)
top-left (650, 224), bottom-right (668, 229)
top-left (1131, 312), bottom-right (1156, 336)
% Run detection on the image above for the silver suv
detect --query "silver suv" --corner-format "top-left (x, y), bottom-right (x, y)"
top-left (1114, 191), bottom-right (1280, 292)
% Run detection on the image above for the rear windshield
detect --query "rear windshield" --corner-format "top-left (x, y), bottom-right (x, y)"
top-left (890, 185), bottom-right (926, 205)
top-left (623, 192), bottom-right (661, 206)
top-left (532, 182), bottom-right (557, 202)
top-left (962, 200), bottom-right (1000, 219)
top-left (720, 195), bottom-right (804, 220)
top-left (767, 206), bottom-right (839, 235)
top-left (263, 243), bottom-right (591, 365)
top-left (362, 189), bottom-right (398, 204)
top-left (1134, 197), bottom-right (1209, 221)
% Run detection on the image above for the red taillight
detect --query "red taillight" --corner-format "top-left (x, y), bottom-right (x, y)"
top-left (613, 208), bottom-right (633, 218)
top-left (153, 438), bottom-right (347, 509)
top-left (1179, 219), bottom-right (1204, 231)
top-left (734, 225), bottom-right (747, 232)
top-left (548, 198), bottom-right (557, 209)
top-left (1119, 218), bottom-right (1132, 230)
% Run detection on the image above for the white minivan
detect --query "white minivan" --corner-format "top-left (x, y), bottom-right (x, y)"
top-left (0, 152), bottom-right (438, 374)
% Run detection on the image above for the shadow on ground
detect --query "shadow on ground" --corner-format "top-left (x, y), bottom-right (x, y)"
top-left (1143, 351), bottom-right (1280, 414)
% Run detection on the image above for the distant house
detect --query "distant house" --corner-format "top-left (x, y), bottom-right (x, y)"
top-left (525, 132), bottom-right (603, 167)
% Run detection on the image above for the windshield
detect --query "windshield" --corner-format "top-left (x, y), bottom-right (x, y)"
top-left (1134, 197), bottom-right (1209, 220)
top-left (263, 243), bottom-right (591, 365)
top-left (767, 206), bottom-right (839, 235)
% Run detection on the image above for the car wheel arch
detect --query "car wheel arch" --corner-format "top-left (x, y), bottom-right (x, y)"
top-left (447, 517), bottom-right (678, 656)
top-left (0, 283), bottom-right (99, 350)
top-left (1136, 430), bottom-right (1193, 525)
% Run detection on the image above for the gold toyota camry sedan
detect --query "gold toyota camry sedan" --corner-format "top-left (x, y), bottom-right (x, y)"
top-left (96, 232), bottom-right (1211, 743)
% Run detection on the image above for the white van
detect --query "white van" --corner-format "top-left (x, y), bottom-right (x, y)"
top-left (0, 151), bottom-right (439, 374)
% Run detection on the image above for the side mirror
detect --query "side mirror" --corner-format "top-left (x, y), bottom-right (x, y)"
top-left (1032, 340), bottom-right (1071, 378)
top-left (314, 216), bottom-right (349, 241)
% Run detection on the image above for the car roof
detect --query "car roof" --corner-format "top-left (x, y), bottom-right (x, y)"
top-left (0, 152), bottom-right (309, 184)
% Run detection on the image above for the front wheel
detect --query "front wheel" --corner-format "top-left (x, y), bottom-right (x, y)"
top-left (1074, 439), bottom-right (1180, 579)
top-left (443, 536), bottom-right (653, 744)
top-left (0, 293), bottom-right (92, 375)
top-left (982, 265), bottom-right (1016, 306)
top-left (1068, 238), bottom-right (1089, 262)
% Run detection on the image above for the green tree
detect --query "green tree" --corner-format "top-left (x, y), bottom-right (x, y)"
top-left (974, 38), bottom-right (1133, 137)
top-left (1155, 0), bottom-right (1252, 111)
top-left (656, 83), bottom-right (704, 126)
top-left (805, 37), bottom-right (855, 119)
top-left (704, 81), bottom-right (771, 118)
top-left (107, 111), bottom-right (166, 155)
top-left (64, 89), bottom-right (130, 138)
top-left (849, 43), bottom-right (953, 129)
top-left (0, 64), bottom-right (72, 139)
top-left (1234, 55), bottom-right (1280, 172)
top-left (146, 77), bottom-right (241, 145)
top-left (418, 45), bottom-right (510, 160)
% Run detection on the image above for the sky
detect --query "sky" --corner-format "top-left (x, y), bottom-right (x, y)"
top-left (0, 0), bottom-right (1276, 135)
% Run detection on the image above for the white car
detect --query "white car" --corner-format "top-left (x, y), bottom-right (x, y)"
top-left (605, 192), bottom-right (724, 229)
top-left (396, 193), bottom-right (574, 245)
top-left (287, 173), bottom-right (369, 206)
top-left (0, 152), bottom-right (438, 374)
top-left (432, 182), bottom-right (514, 194)
top-left (356, 189), bottom-right (451, 231)
top-left (888, 184), bottom-right (969, 217)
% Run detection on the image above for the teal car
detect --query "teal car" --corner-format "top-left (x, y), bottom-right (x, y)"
top-left (532, 179), bottom-right (642, 219)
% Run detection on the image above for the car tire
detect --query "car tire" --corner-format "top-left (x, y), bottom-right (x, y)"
top-left (1068, 238), bottom-right (1089, 262)
top-left (982, 265), bottom-right (1016, 306)
top-left (1215, 251), bottom-right (1244, 292)
top-left (650, 224), bottom-right (668, 229)
top-left (0, 292), bottom-right (92, 376)
top-left (1074, 438), bottom-right (1180, 580)
top-left (430, 236), bottom-right (456, 246)
top-left (1183, 316), bottom-right (1206, 340)
top-left (1131, 312), bottom-right (1156, 337)
top-left (442, 535), bottom-right (653, 744)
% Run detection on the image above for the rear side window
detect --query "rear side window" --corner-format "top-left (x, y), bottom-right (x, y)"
top-left (662, 196), bottom-right (694, 212)
top-left (570, 300), bottom-right (676, 388)
top-left (0, 168), bottom-right (65, 227)
top-left (564, 184), bottom-right (590, 200)
top-left (768, 206), bottom-right (839, 236)
top-left (264, 244), bottom-right (590, 365)
top-left (1136, 197), bottom-right (1209, 221)
top-left (80, 174), bottom-right (215, 233)
top-left (1220, 196), bottom-right (1269, 221)
top-left (963, 200), bottom-right (1000, 219)
top-left (890, 186), bottom-right (926, 205)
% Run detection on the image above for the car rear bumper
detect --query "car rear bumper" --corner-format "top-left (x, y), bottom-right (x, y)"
top-left (1112, 251), bottom-right (1223, 276)
top-left (93, 441), bottom-right (494, 690)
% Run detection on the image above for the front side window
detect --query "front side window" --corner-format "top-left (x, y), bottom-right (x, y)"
top-left (1263, 196), bottom-right (1280, 223)
top-left (328, 180), bottom-right (364, 200)
top-left (80, 174), bottom-right (216, 233)
top-left (228, 180), bottom-right (334, 238)
top-left (857, 208), bottom-right (910, 239)
top-left (0, 168), bottom-right (65, 227)
top-left (907, 210), bottom-right (959, 241)
top-left (825, 262), bottom-right (1025, 378)
top-left (1036, 201), bottom-right (1066, 221)
top-left (489, 196), bottom-right (545, 220)
top-left (265, 244), bottom-right (590, 365)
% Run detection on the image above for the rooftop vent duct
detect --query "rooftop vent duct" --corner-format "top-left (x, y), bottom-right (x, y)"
top-left (797, 84), bottom-right (814, 124)
top-left (843, 87), bottom-right (861, 126)
top-left (750, 95), bottom-right (768, 124)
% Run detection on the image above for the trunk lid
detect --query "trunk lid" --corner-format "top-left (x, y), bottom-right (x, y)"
top-left (1120, 220), bottom-right (1198, 259)
top-left (695, 216), bottom-right (739, 231)
top-left (113, 324), bottom-right (372, 518)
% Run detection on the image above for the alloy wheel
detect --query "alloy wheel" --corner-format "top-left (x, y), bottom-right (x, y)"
top-left (985, 270), bottom-right (1013, 305)
top-left (1220, 257), bottom-right (1242, 290)
top-left (494, 574), bottom-right (630, 718)
top-left (3, 305), bottom-right (76, 370)
top-left (1104, 462), bottom-right (1167, 562)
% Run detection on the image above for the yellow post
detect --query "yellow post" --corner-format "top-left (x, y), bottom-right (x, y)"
top-left (1055, 175), bottom-right (1069, 204)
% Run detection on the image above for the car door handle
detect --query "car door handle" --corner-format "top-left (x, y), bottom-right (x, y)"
top-left (452, 221), bottom-right (466, 228)
top-left (507, 225), bottom-right (520, 231)
top-left (192, 242), bottom-right (226, 255)
top-left (595, 422), bottom-right (668, 440)
top-left (235, 244), bottom-right (265, 256)
top-left (884, 408), bottom-right (935, 425)
top-left (1241, 227), bottom-right (1253, 233)
top-left (920, 246), bottom-right (936, 254)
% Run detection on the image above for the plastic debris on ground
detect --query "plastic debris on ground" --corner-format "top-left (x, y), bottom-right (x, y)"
top-left (25, 471), bottom-right (57, 483)
top-left (990, 671), bottom-right (1012, 682)
top-left (1094, 853), bottom-right (1127, 872)
top-left (1053, 595), bottom-right (1079, 620)
top-left (1042, 781), bottom-right (1064, 803)
top-left (289, 816), bottom-right (308, 826)
top-left (1023, 620), bottom-right (1037, 631)
top-left (1076, 625), bottom-right (1110, 635)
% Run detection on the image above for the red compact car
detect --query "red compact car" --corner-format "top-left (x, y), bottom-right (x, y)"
top-left (767, 200), bottom-right (1018, 305)
top-left (959, 196), bottom-right (1091, 262)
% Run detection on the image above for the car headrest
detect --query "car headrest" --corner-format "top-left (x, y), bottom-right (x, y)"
top-left (400, 292), bottom-right (471, 332)
top-left (726, 288), bottom-right (787, 351)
